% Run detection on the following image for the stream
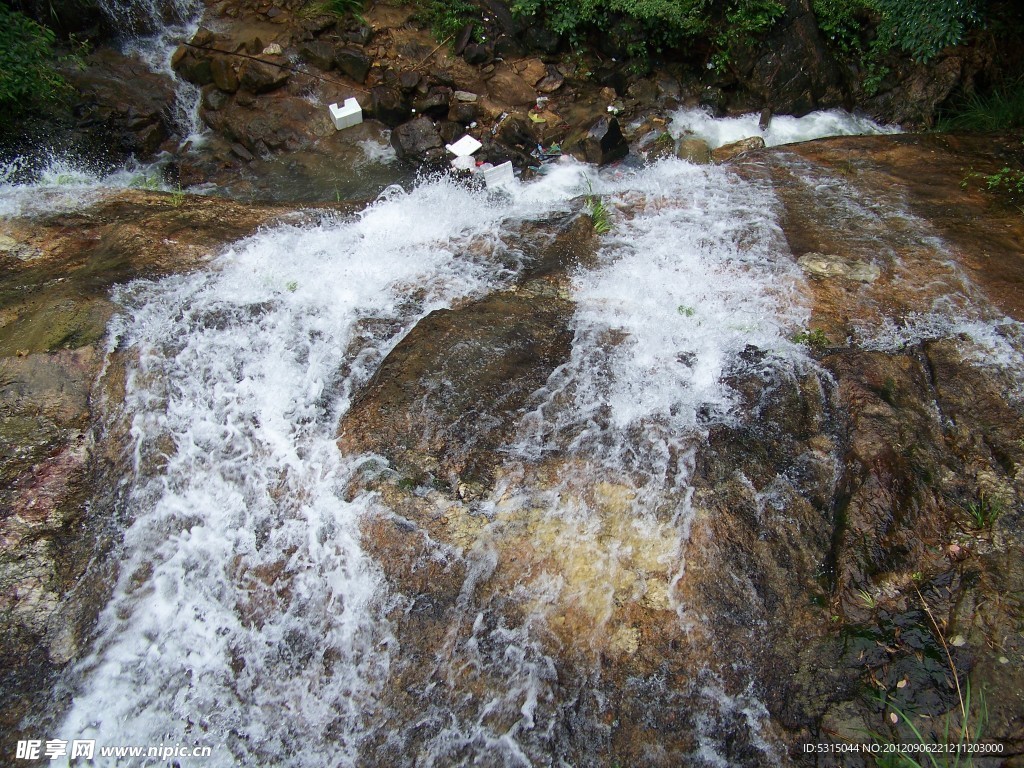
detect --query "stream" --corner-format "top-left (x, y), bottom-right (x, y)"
top-left (5, 3), bottom-right (1024, 766)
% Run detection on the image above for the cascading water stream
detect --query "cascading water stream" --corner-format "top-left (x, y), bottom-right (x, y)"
top-left (39, 112), bottom-right (1023, 766)
top-left (95, 0), bottom-right (205, 142)
top-left (49, 155), bottom-right (813, 766)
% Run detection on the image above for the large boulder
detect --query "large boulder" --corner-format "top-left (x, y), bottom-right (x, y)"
top-left (734, 0), bottom-right (843, 115)
top-left (486, 69), bottom-right (536, 106)
top-left (338, 214), bottom-right (596, 495)
top-left (335, 47), bottom-right (373, 84)
top-left (390, 116), bottom-right (444, 162)
top-left (239, 59), bottom-right (290, 94)
top-left (369, 86), bottom-right (411, 126)
top-left (564, 115), bottom-right (628, 165)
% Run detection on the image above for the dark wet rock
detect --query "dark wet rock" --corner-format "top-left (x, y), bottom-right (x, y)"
top-left (335, 47), bottom-right (372, 84)
top-left (338, 214), bottom-right (596, 493)
top-left (399, 70), bottom-right (422, 92)
top-left (448, 101), bottom-right (480, 124)
top-left (412, 87), bottom-right (451, 119)
top-left (63, 47), bottom-right (177, 159)
top-left (712, 135), bottom-right (765, 163)
top-left (239, 59), bottom-right (290, 94)
top-left (736, 0), bottom-right (843, 115)
top-left (299, 40), bottom-right (336, 71)
top-left (390, 116), bottom-right (443, 162)
top-left (462, 42), bottom-right (493, 66)
top-left (369, 86), bottom-right (411, 126)
top-left (494, 113), bottom-right (537, 149)
top-left (454, 22), bottom-right (475, 56)
top-left (173, 47), bottom-right (214, 86)
top-left (210, 56), bottom-right (240, 93)
top-left (563, 115), bottom-right (628, 166)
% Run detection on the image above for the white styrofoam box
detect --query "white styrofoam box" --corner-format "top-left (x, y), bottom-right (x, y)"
top-left (329, 98), bottom-right (363, 131)
top-left (483, 161), bottom-right (514, 190)
top-left (450, 155), bottom-right (476, 171)
top-left (446, 135), bottom-right (482, 157)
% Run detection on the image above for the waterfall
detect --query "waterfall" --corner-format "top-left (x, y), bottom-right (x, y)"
top-left (96, 0), bottom-right (205, 142)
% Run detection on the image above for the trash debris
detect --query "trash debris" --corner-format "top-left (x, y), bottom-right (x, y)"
top-left (491, 112), bottom-right (511, 135)
top-left (450, 155), bottom-right (476, 171)
top-left (446, 135), bottom-right (483, 157)
top-left (530, 143), bottom-right (562, 163)
top-left (483, 161), bottom-right (514, 190)
top-left (329, 98), bottom-right (363, 131)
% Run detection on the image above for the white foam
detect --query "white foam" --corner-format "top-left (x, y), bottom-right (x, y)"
top-left (0, 153), bottom-right (172, 217)
top-left (58, 180), bottom-right (530, 765)
top-left (670, 107), bottom-right (900, 150)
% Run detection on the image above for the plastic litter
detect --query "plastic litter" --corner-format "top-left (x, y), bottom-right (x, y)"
top-left (329, 98), bottom-right (363, 131)
top-left (483, 161), bottom-right (514, 190)
top-left (446, 135), bottom-right (483, 157)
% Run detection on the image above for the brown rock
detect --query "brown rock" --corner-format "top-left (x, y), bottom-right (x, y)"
top-left (239, 59), bottom-right (290, 94)
top-left (210, 57), bottom-right (239, 93)
top-left (711, 135), bottom-right (765, 163)
top-left (486, 70), bottom-right (536, 106)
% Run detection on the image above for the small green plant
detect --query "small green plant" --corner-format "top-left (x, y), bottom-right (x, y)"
top-left (792, 328), bottom-right (830, 350)
top-left (583, 178), bottom-right (612, 234)
top-left (677, 305), bottom-right (696, 317)
top-left (286, 280), bottom-right (299, 292)
top-left (169, 184), bottom-right (185, 207)
top-left (130, 173), bottom-right (162, 191)
top-left (866, 585), bottom-right (990, 767)
top-left (856, 587), bottom-right (878, 610)
top-left (963, 493), bottom-right (1002, 530)
top-left (299, 0), bottom-right (365, 20)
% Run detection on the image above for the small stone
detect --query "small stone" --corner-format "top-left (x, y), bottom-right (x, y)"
top-left (711, 135), bottom-right (766, 163)
top-left (454, 90), bottom-right (478, 102)
top-left (230, 143), bottom-right (255, 162)
top-left (676, 137), bottom-right (712, 165)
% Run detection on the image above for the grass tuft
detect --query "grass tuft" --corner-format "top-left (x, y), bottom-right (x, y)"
top-left (936, 79), bottom-right (1024, 132)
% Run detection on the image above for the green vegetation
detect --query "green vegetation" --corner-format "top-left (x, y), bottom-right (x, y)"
top-left (963, 493), bottom-right (1003, 529)
top-left (586, 194), bottom-right (612, 234)
top-left (417, 0), bottom-right (481, 41)
top-left (868, 586), bottom-right (990, 767)
top-left (299, 0), bottom-right (365, 19)
top-left (792, 327), bottom-right (830, 350)
top-left (507, 0), bottom-right (786, 70)
top-left (937, 79), bottom-right (1024, 132)
top-left (583, 179), bottom-right (612, 234)
top-left (0, 5), bottom-right (68, 113)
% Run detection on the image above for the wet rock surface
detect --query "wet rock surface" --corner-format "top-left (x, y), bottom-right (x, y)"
top-left (0, 190), bottom-right (296, 741)
top-left (339, 213), bottom-right (596, 496)
top-left (339, 134), bottom-right (1024, 763)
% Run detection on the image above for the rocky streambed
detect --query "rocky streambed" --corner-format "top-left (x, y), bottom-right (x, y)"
top-left (1, 130), bottom-right (1023, 765)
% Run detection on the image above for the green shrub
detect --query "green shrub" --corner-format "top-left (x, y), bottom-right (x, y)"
top-left (873, 0), bottom-right (984, 63)
top-left (0, 5), bottom-right (67, 111)
top-left (417, 0), bottom-right (481, 41)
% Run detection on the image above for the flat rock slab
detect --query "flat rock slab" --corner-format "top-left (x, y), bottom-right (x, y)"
top-left (339, 214), bottom-right (595, 495)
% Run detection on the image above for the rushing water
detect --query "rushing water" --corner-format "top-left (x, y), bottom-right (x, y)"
top-left (96, 0), bottom-right (205, 141)
top-left (42, 153), bottom-right (812, 766)
top-left (5, 94), bottom-right (1015, 763)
